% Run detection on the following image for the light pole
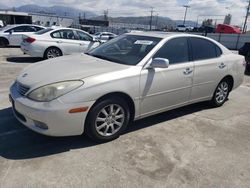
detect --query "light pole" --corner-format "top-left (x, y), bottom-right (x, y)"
top-left (183, 5), bottom-right (190, 25)
top-left (243, 0), bottom-right (250, 33)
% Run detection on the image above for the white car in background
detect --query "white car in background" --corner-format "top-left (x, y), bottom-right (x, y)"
top-left (175, 25), bottom-right (193, 32)
top-left (21, 27), bottom-right (101, 59)
top-left (94, 32), bottom-right (117, 43)
top-left (0, 24), bottom-right (45, 47)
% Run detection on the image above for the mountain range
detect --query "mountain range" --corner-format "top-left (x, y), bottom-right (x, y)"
top-left (1, 4), bottom-right (197, 27)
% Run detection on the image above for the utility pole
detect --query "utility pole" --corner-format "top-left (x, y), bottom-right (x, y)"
top-left (183, 5), bottom-right (190, 25)
top-left (104, 9), bottom-right (108, 21)
top-left (243, 0), bottom-right (250, 33)
top-left (149, 7), bottom-right (154, 30)
top-left (155, 14), bottom-right (159, 30)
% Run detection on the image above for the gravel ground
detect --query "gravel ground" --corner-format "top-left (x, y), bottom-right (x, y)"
top-left (0, 48), bottom-right (250, 188)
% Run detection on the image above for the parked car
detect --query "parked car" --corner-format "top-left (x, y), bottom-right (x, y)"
top-left (93, 32), bottom-right (117, 42)
top-left (175, 25), bottom-right (193, 32)
top-left (216, 24), bottom-right (241, 34)
top-left (0, 24), bottom-right (45, 47)
top-left (10, 33), bottom-right (245, 142)
top-left (21, 27), bottom-right (101, 59)
top-left (239, 43), bottom-right (250, 72)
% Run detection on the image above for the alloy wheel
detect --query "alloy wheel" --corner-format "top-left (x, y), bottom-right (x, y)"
top-left (47, 48), bottom-right (61, 59)
top-left (215, 81), bottom-right (229, 104)
top-left (95, 104), bottom-right (125, 137)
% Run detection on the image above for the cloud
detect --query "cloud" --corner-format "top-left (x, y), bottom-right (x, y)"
top-left (3, 0), bottom-right (249, 27)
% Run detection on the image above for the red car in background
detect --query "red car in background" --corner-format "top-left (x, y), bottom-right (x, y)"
top-left (216, 24), bottom-right (241, 34)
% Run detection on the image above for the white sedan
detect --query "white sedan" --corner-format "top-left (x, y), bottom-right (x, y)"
top-left (21, 27), bottom-right (101, 59)
top-left (93, 32), bottom-right (117, 43)
top-left (10, 32), bottom-right (245, 142)
top-left (0, 24), bottom-right (45, 47)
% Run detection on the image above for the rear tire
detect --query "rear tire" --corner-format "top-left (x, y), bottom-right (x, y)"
top-left (85, 97), bottom-right (130, 142)
top-left (44, 47), bottom-right (62, 59)
top-left (245, 52), bottom-right (250, 72)
top-left (211, 79), bottom-right (231, 107)
top-left (0, 38), bottom-right (8, 47)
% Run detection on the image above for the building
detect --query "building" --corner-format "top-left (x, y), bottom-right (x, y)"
top-left (0, 10), bottom-right (32, 25)
top-left (30, 13), bottom-right (74, 27)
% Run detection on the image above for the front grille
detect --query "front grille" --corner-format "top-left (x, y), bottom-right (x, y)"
top-left (15, 81), bottom-right (30, 96)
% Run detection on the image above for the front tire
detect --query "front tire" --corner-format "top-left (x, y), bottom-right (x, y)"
top-left (85, 97), bottom-right (130, 142)
top-left (44, 47), bottom-right (62, 59)
top-left (211, 79), bottom-right (230, 107)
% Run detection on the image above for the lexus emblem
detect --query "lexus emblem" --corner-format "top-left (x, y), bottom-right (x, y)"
top-left (22, 73), bottom-right (28, 78)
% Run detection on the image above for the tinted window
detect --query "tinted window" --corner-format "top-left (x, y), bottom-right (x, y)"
top-left (36, 28), bottom-right (53, 35)
top-left (153, 37), bottom-right (189, 64)
top-left (7, 26), bottom-right (27, 32)
top-left (34, 26), bottom-right (44, 31)
top-left (76, 31), bottom-right (92, 41)
top-left (51, 31), bottom-right (61, 38)
top-left (216, 46), bottom-right (222, 57)
top-left (190, 38), bottom-right (218, 60)
top-left (25, 26), bottom-right (36, 32)
top-left (51, 30), bottom-right (76, 40)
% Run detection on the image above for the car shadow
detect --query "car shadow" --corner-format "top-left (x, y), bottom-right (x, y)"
top-left (6, 57), bottom-right (43, 63)
top-left (0, 102), bottom-right (212, 160)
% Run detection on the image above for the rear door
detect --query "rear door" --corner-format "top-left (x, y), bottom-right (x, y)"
top-left (50, 29), bottom-right (79, 55)
top-left (189, 37), bottom-right (227, 102)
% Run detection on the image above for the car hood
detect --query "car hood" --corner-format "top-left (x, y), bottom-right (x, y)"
top-left (16, 54), bottom-right (130, 88)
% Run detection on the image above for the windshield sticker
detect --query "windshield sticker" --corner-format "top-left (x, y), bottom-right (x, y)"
top-left (134, 40), bottom-right (153, 45)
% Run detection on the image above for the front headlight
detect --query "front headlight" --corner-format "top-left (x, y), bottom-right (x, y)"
top-left (28, 80), bottom-right (84, 102)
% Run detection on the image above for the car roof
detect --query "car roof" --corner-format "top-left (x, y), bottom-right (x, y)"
top-left (1, 24), bottom-right (45, 31)
top-left (126, 31), bottom-right (194, 39)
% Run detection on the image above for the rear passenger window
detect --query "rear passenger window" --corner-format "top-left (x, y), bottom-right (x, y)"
top-left (190, 38), bottom-right (219, 60)
top-left (51, 31), bottom-right (61, 38)
top-left (51, 30), bottom-right (76, 40)
top-left (153, 37), bottom-right (189, 64)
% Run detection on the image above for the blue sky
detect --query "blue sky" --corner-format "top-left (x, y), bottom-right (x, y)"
top-left (0, 0), bottom-right (248, 27)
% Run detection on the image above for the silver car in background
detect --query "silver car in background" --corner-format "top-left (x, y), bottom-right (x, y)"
top-left (0, 24), bottom-right (45, 47)
top-left (21, 27), bottom-right (100, 59)
top-left (10, 32), bottom-right (245, 142)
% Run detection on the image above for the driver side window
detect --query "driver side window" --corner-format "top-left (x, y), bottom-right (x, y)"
top-left (153, 37), bottom-right (189, 64)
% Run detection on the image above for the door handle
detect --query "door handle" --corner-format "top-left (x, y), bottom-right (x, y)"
top-left (219, 63), bottom-right (226, 69)
top-left (183, 68), bottom-right (193, 75)
top-left (57, 40), bottom-right (62, 43)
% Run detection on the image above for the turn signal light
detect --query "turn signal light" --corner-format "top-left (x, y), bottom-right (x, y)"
top-left (69, 107), bottom-right (89, 113)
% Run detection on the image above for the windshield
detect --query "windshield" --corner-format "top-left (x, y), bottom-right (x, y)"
top-left (87, 35), bottom-right (161, 65)
top-left (35, 28), bottom-right (53, 35)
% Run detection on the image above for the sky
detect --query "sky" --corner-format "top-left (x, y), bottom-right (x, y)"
top-left (1, 0), bottom-right (249, 27)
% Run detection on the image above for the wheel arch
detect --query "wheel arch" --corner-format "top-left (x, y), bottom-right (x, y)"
top-left (87, 92), bottom-right (136, 122)
top-left (0, 37), bottom-right (9, 45)
top-left (221, 75), bottom-right (234, 91)
top-left (43, 46), bottom-right (63, 58)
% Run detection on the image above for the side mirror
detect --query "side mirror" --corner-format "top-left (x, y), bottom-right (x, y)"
top-left (9, 30), bottom-right (14, 35)
top-left (148, 58), bottom-right (169, 69)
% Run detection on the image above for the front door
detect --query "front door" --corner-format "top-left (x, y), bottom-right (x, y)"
top-left (139, 37), bottom-right (194, 117)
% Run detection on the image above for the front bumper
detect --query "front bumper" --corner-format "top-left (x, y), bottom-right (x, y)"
top-left (9, 84), bottom-right (95, 137)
